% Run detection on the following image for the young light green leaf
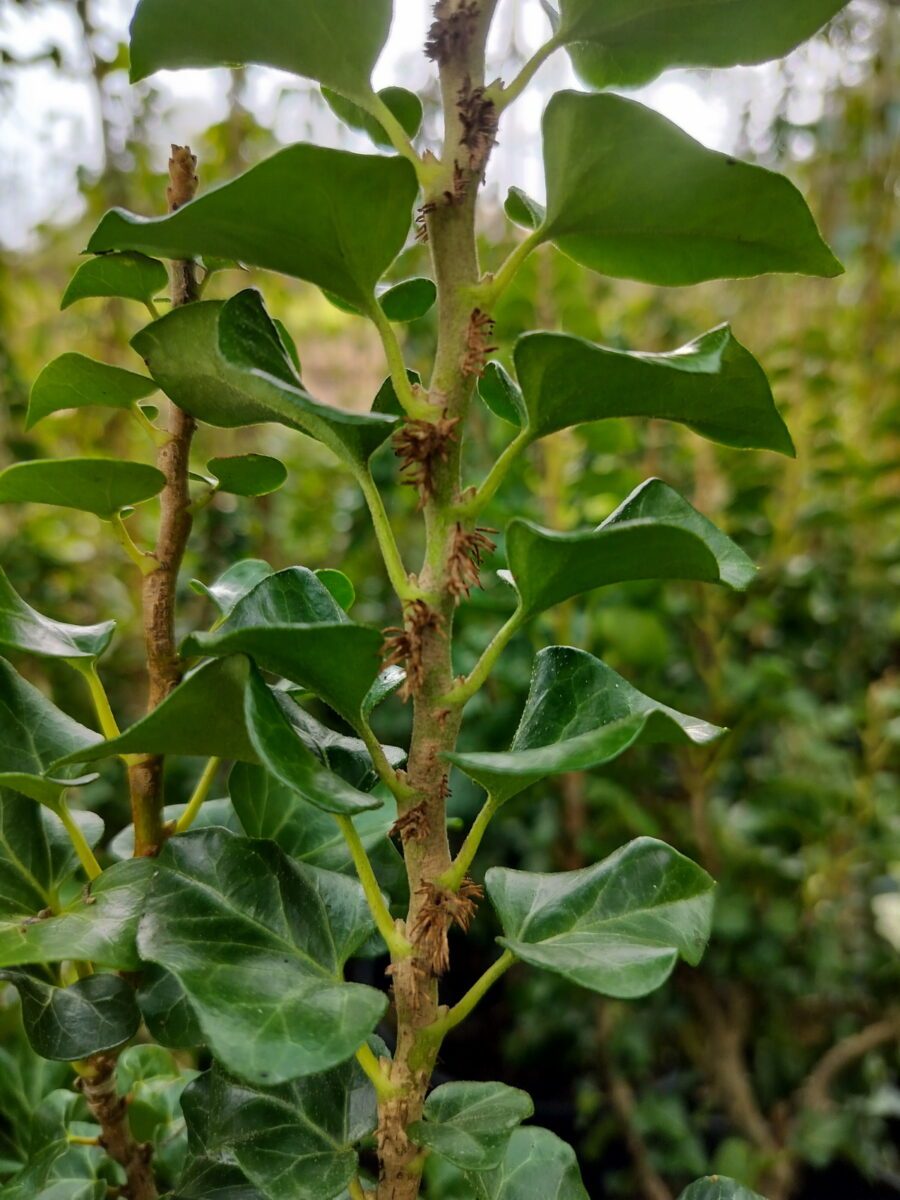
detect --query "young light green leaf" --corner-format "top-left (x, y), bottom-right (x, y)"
top-left (486, 837), bottom-right (715, 998)
top-left (409, 1081), bottom-right (534, 1171)
top-left (678, 1181), bottom-right (767, 1200)
top-left (190, 559), bottom-right (274, 617)
top-left (379, 277), bottom-right (437, 322)
top-left (323, 85), bottom-right (423, 147)
top-left (206, 454), bottom-right (287, 497)
top-left (26, 354), bottom-right (157, 430)
top-left (504, 187), bottom-right (546, 232)
top-left (89, 145), bottom-right (418, 309)
top-left (537, 92), bottom-right (841, 285)
top-left (129, 0), bottom-right (392, 100)
top-left (117, 1045), bottom-right (196, 1185)
top-left (0, 458), bottom-right (165, 519)
top-left (0, 972), bottom-right (140, 1062)
top-left (0, 659), bottom-right (101, 807)
top-left (513, 325), bottom-right (795, 454)
top-left (557, 0), bottom-right (846, 90)
top-left (0, 567), bottom-right (115, 660)
top-left (315, 569), bottom-right (356, 612)
top-left (60, 251), bottom-right (167, 310)
top-left (137, 827), bottom-right (388, 1084)
top-left (506, 478), bottom-right (756, 619)
top-left (478, 362), bottom-right (525, 428)
top-left (178, 1056), bottom-right (377, 1200)
top-left (446, 647), bottom-right (723, 804)
top-left (466, 1127), bottom-right (590, 1200)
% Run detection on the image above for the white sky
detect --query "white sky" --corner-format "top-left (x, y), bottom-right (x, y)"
top-left (0, 0), bottom-right (875, 251)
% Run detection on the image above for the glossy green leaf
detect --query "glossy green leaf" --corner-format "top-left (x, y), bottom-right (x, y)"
top-left (0, 971), bottom-right (139, 1061)
top-left (132, 295), bottom-right (397, 469)
top-left (190, 559), bottom-right (274, 617)
top-left (136, 965), bottom-right (205, 1052)
top-left (137, 827), bottom-right (388, 1084)
top-left (0, 659), bottom-right (101, 806)
top-left (506, 478), bottom-right (756, 619)
top-left (678, 1179), bottom-right (767, 1200)
top-left (60, 250), bottom-right (167, 310)
top-left (315, 569), bottom-right (356, 612)
top-left (380, 278), bottom-right (437, 322)
top-left (0, 858), bottom-right (153, 971)
top-left (478, 362), bottom-right (525, 428)
top-left (26, 354), bottom-right (157, 430)
top-left (0, 567), bottom-right (115, 660)
top-left (538, 92), bottom-right (841, 285)
top-left (513, 324), bottom-right (794, 454)
top-left (89, 146), bottom-right (417, 309)
top-left (466, 1127), bottom-right (589, 1200)
top-left (207, 454), bottom-right (287, 498)
top-left (0, 458), bottom-right (165, 519)
top-left (409, 1081), bottom-right (534, 1171)
top-left (0, 1139), bottom-right (105, 1200)
top-left (323, 84), bottom-right (423, 147)
top-left (446, 647), bottom-right (723, 804)
top-left (504, 187), bottom-right (545, 232)
top-left (557, 0), bottom-right (846, 89)
top-left (363, 666), bottom-right (406, 717)
top-left (178, 1054), bottom-right (377, 1200)
top-left (129, 0), bottom-right (392, 100)
top-left (486, 837), bottom-right (715, 998)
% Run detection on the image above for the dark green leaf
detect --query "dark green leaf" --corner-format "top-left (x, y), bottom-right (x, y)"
top-left (678, 1180), bottom-right (767, 1200)
top-left (504, 187), bottom-right (546, 232)
top-left (557, 0), bottom-right (846, 89)
top-left (0, 1140), bottom-right (105, 1200)
top-left (466, 1127), bottom-right (589, 1199)
top-left (90, 146), bottom-right (417, 309)
top-left (505, 478), bottom-right (756, 619)
top-left (0, 459), bottom-right (165, 519)
top-left (137, 828), bottom-right (388, 1083)
top-left (190, 560), bottom-right (274, 617)
top-left (137, 966), bottom-right (204, 1052)
top-left (179, 1054), bottom-right (377, 1200)
top-left (26, 354), bottom-right (157, 430)
top-left (513, 324), bottom-right (794, 454)
top-left (409, 1081), bottom-right (534, 1171)
top-left (538, 92), bottom-right (841, 285)
top-left (0, 567), bottom-right (115, 660)
top-left (323, 84), bottom-right (423, 146)
top-left (0, 971), bottom-right (139, 1061)
top-left (486, 837), bottom-right (715, 998)
top-left (372, 369), bottom-right (421, 417)
top-left (60, 251), bottom-right (167, 310)
top-left (315, 569), bottom-right (356, 612)
top-left (446, 646), bottom-right (722, 803)
top-left (207, 454), bottom-right (287, 497)
top-left (380, 278), bottom-right (437, 322)
top-left (478, 362), bottom-right (525, 427)
top-left (129, 0), bottom-right (392, 99)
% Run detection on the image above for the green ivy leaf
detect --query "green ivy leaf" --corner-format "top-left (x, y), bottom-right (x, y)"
top-left (206, 454), bottom-right (287, 498)
top-left (0, 459), bottom-right (165, 520)
top-left (504, 187), bottom-right (546, 232)
top-left (0, 971), bottom-right (139, 1062)
top-left (178, 1054), bottom-right (377, 1200)
top-left (136, 965), bottom-right (205, 1053)
top-left (465, 1127), bottom-right (590, 1199)
top-left (486, 837), bottom-right (715, 998)
top-left (323, 84), bottom-right (423, 147)
top-left (0, 1139), bottom-right (105, 1200)
top-left (60, 251), bottom-right (167, 310)
top-left (408, 1081), bottom-right (534, 1171)
top-left (117, 1045), bottom-right (196, 1185)
top-left (315, 569), bottom-right (356, 613)
top-left (478, 362), bottom-right (525, 428)
top-left (557, 0), bottom-right (846, 89)
top-left (537, 92), bottom-right (841, 285)
top-left (513, 324), bottom-right (795, 454)
top-left (190, 559), bottom-right (274, 617)
top-left (26, 354), bottom-right (157, 431)
top-left (678, 1180), bottom-right (767, 1200)
top-left (132, 295), bottom-right (397, 470)
top-left (446, 646), bottom-right (722, 804)
top-left (0, 858), bottom-right (153, 971)
top-left (89, 146), bottom-right (417, 310)
top-left (129, 0), bottom-right (392, 100)
top-left (137, 828), bottom-right (388, 1084)
top-left (0, 659), bottom-right (101, 807)
top-left (0, 567), bottom-right (115, 661)
top-left (379, 278), bottom-right (437, 322)
top-left (505, 478), bottom-right (756, 619)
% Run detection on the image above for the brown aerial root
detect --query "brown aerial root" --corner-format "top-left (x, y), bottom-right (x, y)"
top-left (383, 600), bottom-right (445, 699)
top-left (390, 801), bottom-right (429, 843)
top-left (448, 522), bottom-right (498, 600)
top-left (457, 75), bottom-right (498, 179)
top-left (166, 144), bottom-right (198, 211)
top-left (410, 877), bottom-right (484, 976)
top-left (461, 308), bottom-right (497, 377)
top-left (393, 411), bottom-right (460, 503)
top-left (425, 0), bottom-right (479, 66)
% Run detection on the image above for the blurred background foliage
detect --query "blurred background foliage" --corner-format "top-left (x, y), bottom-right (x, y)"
top-left (0, 1), bottom-right (898, 1197)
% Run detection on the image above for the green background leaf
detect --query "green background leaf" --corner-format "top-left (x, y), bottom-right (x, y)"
top-left (0, 459), bottom-right (165, 519)
top-left (409, 1081), bottom-right (534, 1171)
top-left (466, 1126), bottom-right (590, 1199)
top-left (678, 1179), bottom-right (767, 1200)
top-left (207, 454), bottom-right (287, 497)
top-left (60, 251), bottom-right (167, 310)
top-left (0, 567), bottom-right (115, 660)
top-left (26, 354), bottom-right (157, 430)
top-left (323, 84), bottom-right (423, 147)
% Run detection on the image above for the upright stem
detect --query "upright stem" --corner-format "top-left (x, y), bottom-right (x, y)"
top-left (128, 146), bottom-right (200, 858)
top-left (75, 1054), bottom-right (158, 1200)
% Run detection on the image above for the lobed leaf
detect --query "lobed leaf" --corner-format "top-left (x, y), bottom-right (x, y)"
top-left (678, 1180), bottom-right (768, 1200)
top-left (26, 353), bottom-right (157, 430)
top-left (0, 458), bottom-right (165, 519)
top-left (0, 971), bottom-right (140, 1062)
top-left (465, 1126), bottom-right (590, 1199)
top-left (60, 250), bottom-right (167, 310)
top-left (409, 1081), bottom-right (534, 1171)
top-left (0, 1139), bottom-right (105, 1200)
top-left (0, 567), bottom-right (115, 660)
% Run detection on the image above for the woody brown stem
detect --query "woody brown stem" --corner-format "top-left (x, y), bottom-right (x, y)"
top-left (128, 146), bottom-right (199, 858)
top-left (77, 1054), bottom-right (157, 1200)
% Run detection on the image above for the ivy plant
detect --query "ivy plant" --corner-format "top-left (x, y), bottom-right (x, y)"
top-left (0, 2), bottom-right (847, 1199)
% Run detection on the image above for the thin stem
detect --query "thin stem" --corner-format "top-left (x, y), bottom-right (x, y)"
top-left (480, 228), bottom-right (543, 308)
top-left (366, 93), bottom-right (425, 177)
top-left (143, 299), bottom-right (160, 321)
top-left (57, 795), bottom-right (102, 881)
top-left (174, 757), bottom-right (220, 834)
top-left (494, 35), bottom-right (562, 112)
top-left (348, 1178), bottom-right (367, 1200)
top-left (419, 950), bottom-right (515, 1051)
top-left (356, 1041), bottom-right (402, 1101)
top-left (68, 659), bottom-right (120, 740)
top-left (334, 815), bottom-right (412, 959)
top-left (355, 469), bottom-right (419, 603)
top-left (67, 1134), bottom-right (101, 1147)
top-left (440, 793), bottom-right (503, 892)
top-left (367, 301), bottom-right (429, 419)
top-left (131, 402), bottom-right (167, 448)
top-left (110, 512), bottom-right (158, 576)
top-left (359, 725), bottom-right (416, 803)
top-left (458, 429), bottom-right (533, 518)
top-left (440, 607), bottom-right (524, 708)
